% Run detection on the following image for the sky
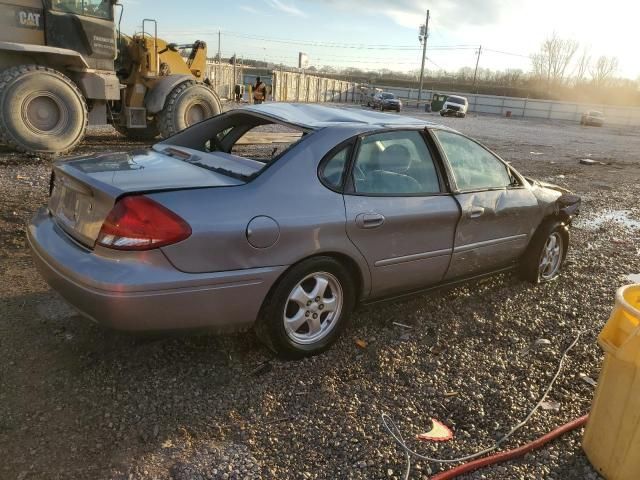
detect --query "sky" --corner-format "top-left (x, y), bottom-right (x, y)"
top-left (119, 0), bottom-right (640, 79)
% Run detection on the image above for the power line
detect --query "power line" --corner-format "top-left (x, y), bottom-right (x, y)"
top-left (164, 29), bottom-right (478, 52)
top-left (484, 48), bottom-right (530, 58)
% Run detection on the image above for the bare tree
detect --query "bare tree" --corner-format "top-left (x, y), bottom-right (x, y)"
top-left (574, 47), bottom-right (591, 82)
top-left (591, 56), bottom-right (619, 86)
top-left (531, 33), bottom-right (579, 86)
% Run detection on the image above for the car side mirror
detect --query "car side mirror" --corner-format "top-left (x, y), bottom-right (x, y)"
top-left (167, 43), bottom-right (179, 52)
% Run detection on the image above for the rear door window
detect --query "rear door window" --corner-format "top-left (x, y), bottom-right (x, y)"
top-left (351, 130), bottom-right (441, 195)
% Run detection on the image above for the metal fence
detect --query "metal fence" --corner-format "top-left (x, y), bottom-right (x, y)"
top-left (205, 62), bottom-right (243, 100)
top-left (272, 70), bottom-right (358, 103)
top-left (369, 85), bottom-right (640, 127)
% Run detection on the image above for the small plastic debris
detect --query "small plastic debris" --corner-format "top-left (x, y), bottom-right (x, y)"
top-left (530, 151), bottom-right (544, 155)
top-left (580, 158), bottom-right (597, 165)
top-left (444, 391), bottom-right (458, 397)
top-left (355, 338), bottom-right (368, 349)
top-left (16, 175), bottom-right (28, 180)
top-left (579, 373), bottom-right (598, 387)
top-left (557, 174), bottom-right (566, 179)
top-left (416, 418), bottom-right (454, 442)
top-left (535, 339), bottom-right (552, 347)
top-left (393, 322), bottom-right (413, 329)
top-left (540, 400), bottom-right (561, 411)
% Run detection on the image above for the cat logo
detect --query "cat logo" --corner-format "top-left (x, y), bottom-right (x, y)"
top-left (18, 10), bottom-right (41, 28)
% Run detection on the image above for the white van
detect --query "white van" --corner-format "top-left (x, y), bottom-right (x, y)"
top-left (440, 95), bottom-right (468, 118)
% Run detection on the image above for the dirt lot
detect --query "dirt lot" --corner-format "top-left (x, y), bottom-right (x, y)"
top-left (1, 107), bottom-right (640, 480)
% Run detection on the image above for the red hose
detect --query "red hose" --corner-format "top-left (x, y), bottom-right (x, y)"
top-left (430, 414), bottom-right (589, 480)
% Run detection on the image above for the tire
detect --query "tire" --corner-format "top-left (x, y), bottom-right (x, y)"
top-left (157, 81), bottom-right (222, 138)
top-left (113, 123), bottom-right (160, 141)
top-left (256, 256), bottom-right (356, 358)
top-left (519, 219), bottom-right (569, 283)
top-left (396, 108), bottom-right (401, 113)
top-left (0, 65), bottom-right (87, 157)
top-left (440, 111), bottom-right (445, 116)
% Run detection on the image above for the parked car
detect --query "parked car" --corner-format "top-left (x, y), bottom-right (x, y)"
top-left (373, 92), bottom-right (402, 112)
top-left (28, 104), bottom-right (580, 358)
top-left (441, 95), bottom-right (468, 117)
top-left (581, 110), bottom-right (604, 127)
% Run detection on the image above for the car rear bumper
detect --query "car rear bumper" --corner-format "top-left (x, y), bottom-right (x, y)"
top-left (27, 208), bottom-right (286, 333)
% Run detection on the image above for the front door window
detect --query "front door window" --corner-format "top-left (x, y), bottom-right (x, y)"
top-left (432, 130), bottom-right (512, 191)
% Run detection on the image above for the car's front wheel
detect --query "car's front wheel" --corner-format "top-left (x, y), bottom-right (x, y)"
top-left (256, 257), bottom-right (355, 358)
top-left (520, 220), bottom-right (568, 283)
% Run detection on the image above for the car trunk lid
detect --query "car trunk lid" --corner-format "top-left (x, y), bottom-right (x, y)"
top-left (48, 148), bottom-right (247, 248)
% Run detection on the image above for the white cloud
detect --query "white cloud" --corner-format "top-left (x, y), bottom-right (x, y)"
top-left (265, 0), bottom-right (307, 17)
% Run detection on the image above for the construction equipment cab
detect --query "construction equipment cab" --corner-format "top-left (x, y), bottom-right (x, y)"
top-left (0, 0), bottom-right (222, 157)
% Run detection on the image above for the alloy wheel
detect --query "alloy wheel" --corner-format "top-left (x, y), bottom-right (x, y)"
top-left (539, 232), bottom-right (563, 280)
top-left (283, 272), bottom-right (343, 345)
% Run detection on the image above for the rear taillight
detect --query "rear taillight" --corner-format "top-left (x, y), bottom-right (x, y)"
top-left (97, 196), bottom-right (191, 250)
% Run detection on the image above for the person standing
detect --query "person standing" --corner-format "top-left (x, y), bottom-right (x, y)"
top-left (253, 76), bottom-right (267, 104)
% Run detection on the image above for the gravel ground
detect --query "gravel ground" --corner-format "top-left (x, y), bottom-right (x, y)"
top-left (1, 106), bottom-right (640, 480)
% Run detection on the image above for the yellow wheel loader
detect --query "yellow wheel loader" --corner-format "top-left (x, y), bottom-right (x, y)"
top-left (0, 0), bottom-right (222, 157)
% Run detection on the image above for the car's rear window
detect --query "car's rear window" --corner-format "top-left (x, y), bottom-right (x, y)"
top-left (158, 112), bottom-right (309, 181)
top-left (381, 93), bottom-right (395, 99)
top-left (229, 124), bottom-right (304, 162)
top-left (448, 96), bottom-right (466, 105)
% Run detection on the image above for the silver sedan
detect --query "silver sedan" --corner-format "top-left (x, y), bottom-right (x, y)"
top-left (28, 104), bottom-right (580, 357)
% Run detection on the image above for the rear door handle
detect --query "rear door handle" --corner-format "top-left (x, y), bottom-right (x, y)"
top-left (469, 207), bottom-right (485, 218)
top-left (356, 213), bottom-right (385, 229)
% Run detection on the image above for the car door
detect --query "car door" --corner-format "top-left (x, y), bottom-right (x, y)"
top-left (430, 129), bottom-right (540, 279)
top-left (341, 129), bottom-right (460, 297)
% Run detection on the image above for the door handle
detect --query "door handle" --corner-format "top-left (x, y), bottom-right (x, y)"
top-left (469, 206), bottom-right (485, 218)
top-left (356, 213), bottom-right (385, 229)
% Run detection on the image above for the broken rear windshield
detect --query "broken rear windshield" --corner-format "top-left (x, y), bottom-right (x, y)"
top-left (448, 97), bottom-right (466, 105)
top-left (156, 111), bottom-right (309, 181)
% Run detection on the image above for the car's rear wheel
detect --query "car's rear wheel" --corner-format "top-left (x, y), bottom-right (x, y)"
top-left (520, 220), bottom-right (568, 283)
top-left (256, 257), bottom-right (355, 358)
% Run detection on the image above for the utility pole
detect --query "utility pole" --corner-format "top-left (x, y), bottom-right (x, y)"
top-left (417, 10), bottom-right (430, 104)
top-left (473, 45), bottom-right (482, 91)
top-left (217, 30), bottom-right (221, 63)
top-left (232, 52), bottom-right (237, 86)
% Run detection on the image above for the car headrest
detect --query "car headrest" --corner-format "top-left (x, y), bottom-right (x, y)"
top-left (379, 144), bottom-right (412, 173)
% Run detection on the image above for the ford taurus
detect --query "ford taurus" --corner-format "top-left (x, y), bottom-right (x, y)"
top-left (28, 104), bottom-right (580, 357)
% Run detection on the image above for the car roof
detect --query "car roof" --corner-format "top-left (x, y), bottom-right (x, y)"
top-left (241, 103), bottom-right (437, 130)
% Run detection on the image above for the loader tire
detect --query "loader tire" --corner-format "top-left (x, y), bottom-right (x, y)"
top-left (0, 65), bottom-right (87, 157)
top-left (157, 81), bottom-right (221, 138)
